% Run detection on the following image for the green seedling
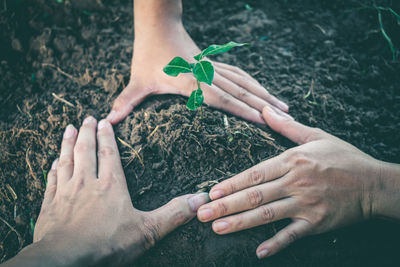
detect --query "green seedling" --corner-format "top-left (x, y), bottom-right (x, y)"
top-left (163, 41), bottom-right (247, 110)
top-left (30, 218), bottom-right (35, 236)
top-left (353, 3), bottom-right (400, 61)
top-left (42, 170), bottom-right (47, 186)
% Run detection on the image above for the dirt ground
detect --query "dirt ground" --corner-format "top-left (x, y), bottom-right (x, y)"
top-left (1, 0), bottom-right (400, 266)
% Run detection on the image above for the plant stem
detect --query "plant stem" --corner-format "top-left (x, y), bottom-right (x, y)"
top-left (196, 80), bottom-right (204, 119)
top-left (377, 9), bottom-right (396, 61)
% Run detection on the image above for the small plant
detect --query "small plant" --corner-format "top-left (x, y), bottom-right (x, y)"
top-left (355, 1), bottom-right (400, 61)
top-left (163, 41), bottom-right (247, 110)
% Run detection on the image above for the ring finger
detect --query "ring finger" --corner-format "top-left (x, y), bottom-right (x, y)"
top-left (212, 198), bottom-right (296, 234)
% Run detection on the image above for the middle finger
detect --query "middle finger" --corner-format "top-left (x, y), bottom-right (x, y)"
top-left (73, 116), bottom-right (97, 179)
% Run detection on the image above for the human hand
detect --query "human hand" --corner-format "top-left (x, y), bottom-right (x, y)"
top-left (106, 22), bottom-right (289, 125)
top-left (33, 117), bottom-right (209, 266)
top-left (197, 106), bottom-right (382, 259)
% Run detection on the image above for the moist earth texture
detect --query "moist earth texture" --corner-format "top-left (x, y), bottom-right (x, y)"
top-left (0, 0), bottom-right (399, 266)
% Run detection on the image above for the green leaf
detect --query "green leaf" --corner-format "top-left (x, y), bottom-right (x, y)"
top-left (163, 57), bottom-right (192, 77)
top-left (187, 88), bottom-right (204, 110)
top-left (193, 61), bottom-right (214, 85)
top-left (30, 218), bottom-right (35, 236)
top-left (194, 41), bottom-right (247, 61)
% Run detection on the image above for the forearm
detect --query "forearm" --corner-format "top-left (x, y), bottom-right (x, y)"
top-left (134, 0), bottom-right (183, 37)
top-left (3, 242), bottom-right (79, 267)
top-left (2, 237), bottom-right (99, 267)
top-left (372, 161), bottom-right (400, 220)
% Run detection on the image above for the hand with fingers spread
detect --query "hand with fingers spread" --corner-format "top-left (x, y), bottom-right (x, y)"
top-left (197, 106), bottom-right (400, 259)
top-left (106, 0), bottom-right (289, 125)
top-left (3, 117), bottom-right (209, 267)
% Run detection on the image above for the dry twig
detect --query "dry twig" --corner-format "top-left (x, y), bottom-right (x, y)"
top-left (117, 137), bottom-right (145, 168)
top-left (42, 63), bottom-right (79, 83)
top-left (26, 147), bottom-right (37, 181)
top-left (51, 93), bottom-right (75, 107)
top-left (0, 217), bottom-right (23, 250)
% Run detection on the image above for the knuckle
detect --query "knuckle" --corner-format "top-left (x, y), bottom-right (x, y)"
top-left (313, 206), bottom-right (328, 225)
top-left (288, 149), bottom-right (306, 160)
top-left (298, 193), bottom-right (319, 206)
top-left (294, 177), bottom-right (313, 188)
top-left (220, 93), bottom-right (232, 105)
top-left (260, 205), bottom-right (275, 222)
top-left (246, 189), bottom-right (264, 208)
top-left (97, 146), bottom-right (116, 158)
top-left (74, 143), bottom-right (92, 153)
top-left (141, 218), bottom-right (161, 249)
top-left (248, 169), bottom-right (264, 185)
top-left (287, 150), bottom-right (311, 167)
top-left (285, 230), bottom-right (298, 244)
top-left (227, 181), bottom-right (236, 194)
top-left (234, 217), bottom-right (244, 229)
top-left (57, 158), bottom-right (74, 169)
top-left (238, 89), bottom-right (249, 100)
top-left (215, 201), bottom-right (228, 216)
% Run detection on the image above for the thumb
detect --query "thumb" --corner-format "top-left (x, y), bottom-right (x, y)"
top-left (147, 193), bottom-right (210, 241)
top-left (262, 106), bottom-right (326, 145)
top-left (106, 83), bottom-right (150, 124)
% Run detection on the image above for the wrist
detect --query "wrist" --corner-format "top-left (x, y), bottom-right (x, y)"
top-left (134, 0), bottom-right (183, 37)
top-left (370, 161), bottom-right (400, 220)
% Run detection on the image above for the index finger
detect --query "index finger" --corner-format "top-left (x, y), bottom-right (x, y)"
top-left (209, 153), bottom-right (289, 200)
top-left (262, 106), bottom-right (328, 145)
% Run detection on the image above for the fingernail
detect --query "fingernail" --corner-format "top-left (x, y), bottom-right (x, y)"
top-left (210, 190), bottom-right (224, 200)
top-left (277, 101), bottom-right (289, 112)
top-left (64, 125), bottom-right (75, 138)
top-left (98, 119), bottom-right (110, 130)
top-left (83, 116), bottom-right (96, 125)
top-left (198, 208), bottom-right (213, 221)
top-left (51, 159), bottom-right (58, 170)
top-left (188, 193), bottom-right (209, 212)
top-left (213, 221), bottom-right (229, 232)
top-left (106, 110), bottom-right (116, 122)
top-left (257, 249), bottom-right (269, 259)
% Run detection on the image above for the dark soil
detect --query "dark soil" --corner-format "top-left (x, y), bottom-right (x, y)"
top-left (1, 0), bottom-right (400, 266)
